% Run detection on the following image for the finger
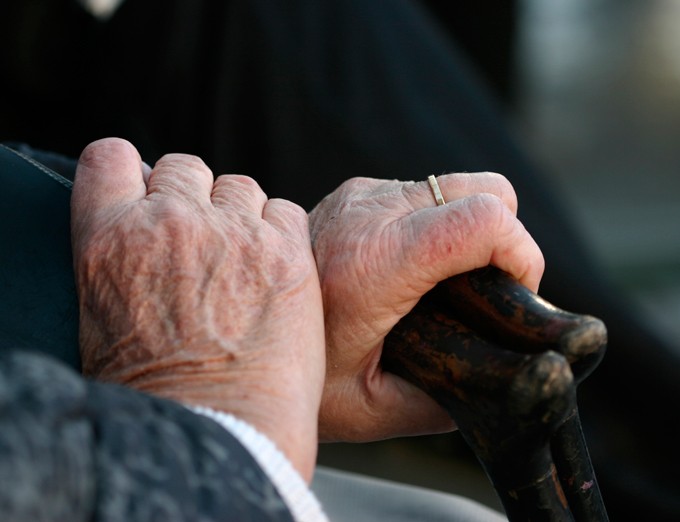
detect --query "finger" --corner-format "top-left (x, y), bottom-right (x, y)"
top-left (72, 138), bottom-right (147, 219)
top-left (403, 193), bottom-right (544, 292)
top-left (400, 172), bottom-right (518, 215)
top-left (147, 153), bottom-right (214, 208)
top-left (262, 198), bottom-right (311, 243)
top-left (211, 174), bottom-right (268, 215)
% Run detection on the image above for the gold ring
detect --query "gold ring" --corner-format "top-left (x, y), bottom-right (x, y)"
top-left (427, 175), bottom-right (446, 206)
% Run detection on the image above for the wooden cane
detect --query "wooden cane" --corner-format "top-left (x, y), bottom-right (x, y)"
top-left (382, 266), bottom-right (609, 521)
top-left (430, 266), bottom-right (609, 520)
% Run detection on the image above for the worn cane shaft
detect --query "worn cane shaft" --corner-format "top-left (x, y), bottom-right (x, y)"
top-left (432, 266), bottom-right (609, 521)
top-left (383, 267), bottom-right (609, 521)
top-left (552, 412), bottom-right (609, 522)
top-left (383, 305), bottom-right (575, 521)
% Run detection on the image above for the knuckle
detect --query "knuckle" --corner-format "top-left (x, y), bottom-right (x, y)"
top-left (484, 170), bottom-right (513, 190)
top-left (468, 192), bottom-right (507, 224)
top-left (157, 152), bottom-right (207, 169)
top-left (487, 172), bottom-right (518, 209)
top-left (154, 153), bottom-right (213, 182)
top-left (269, 197), bottom-right (304, 214)
top-left (447, 171), bottom-right (518, 211)
top-left (221, 174), bottom-right (260, 189)
top-left (336, 177), bottom-right (386, 202)
top-left (340, 177), bottom-right (374, 192)
top-left (214, 174), bottom-right (267, 199)
top-left (268, 198), bottom-right (310, 233)
top-left (312, 177), bottom-right (382, 219)
top-left (77, 138), bottom-right (134, 171)
top-left (470, 171), bottom-right (516, 200)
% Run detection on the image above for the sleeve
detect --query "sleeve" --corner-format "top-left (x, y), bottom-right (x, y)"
top-left (188, 406), bottom-right (328, 522)
top-left (0, 349), bottom-right (301, 522)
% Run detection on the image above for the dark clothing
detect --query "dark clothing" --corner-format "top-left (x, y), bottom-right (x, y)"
top-left (0, 349), bottom-right (294, 522)
top-left (0, 144), bottom-right (78, 368)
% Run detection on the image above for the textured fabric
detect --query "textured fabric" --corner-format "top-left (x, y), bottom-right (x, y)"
top-left (0, 350), bottom-right (295, 522)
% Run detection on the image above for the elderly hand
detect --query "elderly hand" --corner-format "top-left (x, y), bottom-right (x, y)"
top-left (71, 138), bottom-right (325, 481)
top-left (309, 174), bottom-right (544, 441)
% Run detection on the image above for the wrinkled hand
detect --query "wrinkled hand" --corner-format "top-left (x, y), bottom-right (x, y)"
top-left (309, 174), bottom-right (544, 441)
top-left (71, 138), bottom-right (325, 480)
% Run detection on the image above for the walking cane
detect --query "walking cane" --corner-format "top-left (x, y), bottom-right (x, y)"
top-left (382, 266), bottom-right (609, 521)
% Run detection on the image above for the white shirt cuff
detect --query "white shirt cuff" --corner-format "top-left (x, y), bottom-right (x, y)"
top-left (186, 405), bottom-right (329, 522)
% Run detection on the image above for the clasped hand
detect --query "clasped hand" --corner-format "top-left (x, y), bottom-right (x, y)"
top-left (71, 138), bottom-right (543, 481)
top-left (72, 138), bottom-right (324, 480)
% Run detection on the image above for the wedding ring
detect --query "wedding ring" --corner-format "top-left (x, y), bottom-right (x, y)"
top-left (427, 175), bottom-right (446, 206)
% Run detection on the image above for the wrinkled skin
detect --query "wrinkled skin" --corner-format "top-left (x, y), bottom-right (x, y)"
top-left (71, 138), bottom-right (325, 481)
top-left (309, 175), bottom-right (544, 441)
top-left (71, 137), bottom-right (544, 473)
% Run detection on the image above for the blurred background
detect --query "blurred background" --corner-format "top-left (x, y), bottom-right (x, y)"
top-left (515, 0), bottom-right (680, 346)
top-left (1, 0), bottom-right (679, 519)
